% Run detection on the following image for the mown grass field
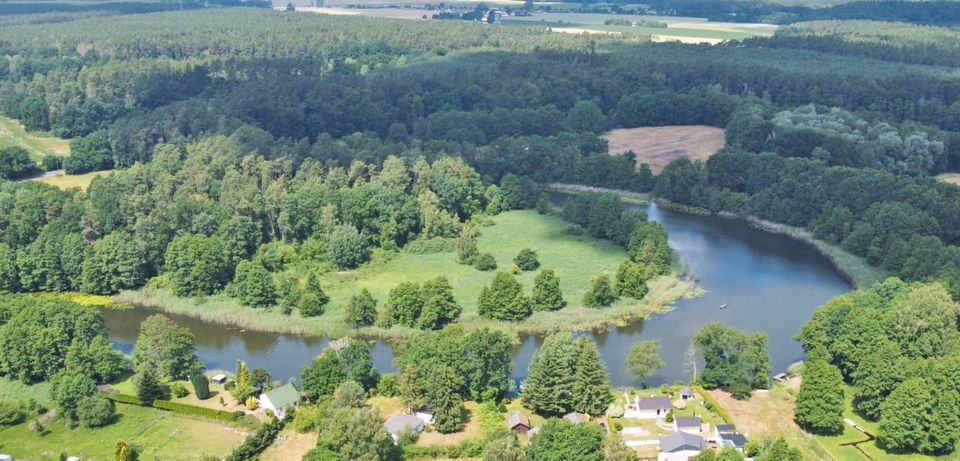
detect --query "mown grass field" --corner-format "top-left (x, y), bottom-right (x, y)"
top-left (0, 115), bottom-right (70, 160)
top-left (711, 380), bottom-right (952, 461)
top-left (936, 173), bottom-right (960, 186)
top-left (0, 403), bottom-right (247, 461)
top-left (35, 169), bottom-right (113, 191)
top-left (117, 210), bottom-right (691, 337)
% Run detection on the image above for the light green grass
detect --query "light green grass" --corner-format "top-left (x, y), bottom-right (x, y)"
top-left (0, 378), bottom-right (51, 406)
top-left (36, 169), bottom-right (113, 191)
top-left (117, 210), bottom-right (691, 338)
top-left (0, 115), bottom-right (70, 161)
top-left (0, 403), bottom-right (248, 460)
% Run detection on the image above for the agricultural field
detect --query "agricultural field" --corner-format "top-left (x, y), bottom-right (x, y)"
top-left (500, 13), bottom-right (778, 42)
top-left (604, 125), bottom-right (726, 174)
top-left (34, 169), bottom-right (112, 191)
top-left (117, 210), bottom-right (690, 337)
top-left (0, 115), bottom-right (70, 161)
top-left (0, 403), bottom-right (247, 460)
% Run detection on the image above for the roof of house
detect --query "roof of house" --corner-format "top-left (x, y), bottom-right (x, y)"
top-left (660, 431), bottom-right (707, 453)
top-left (716, 424), bottom-right (737, 433)
top-left (563, 412), bottom-right (590, 424)
top-left (637, 396), bottom-right (672, 410)
top-left (772, 373), bottom-right (788, 380)
top-left (211, 373), bottom-right (227, 381)
top-left (721, 432), bottom-right (749, 448)
top-left (675, 416), bottom-right (701, 428)
top-left (261, 383), bottom-right (300, 409)
top-left (680, 387), bottom-right (695, 397)
top-left (385, 414), bottom-right (424, 436)
top-left (507, 410), bottom-right (530, 428)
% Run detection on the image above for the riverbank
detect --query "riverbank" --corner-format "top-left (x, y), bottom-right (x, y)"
top-left (736, 215), bottom-right (887, 289)
top-left (114, 210), bottom-right (694, 340)
top-left (548, 183), bottom-right (882, 290)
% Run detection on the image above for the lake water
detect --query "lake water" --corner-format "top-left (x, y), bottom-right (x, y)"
top-left (103, 204), bottom-right (852, 387)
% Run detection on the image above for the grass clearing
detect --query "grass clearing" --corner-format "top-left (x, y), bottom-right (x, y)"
top-left (0, 403), bottom-right (247, 460)
top-left (603, 125), bottom-right (726, 174)
top-left (936, 173), bottom-right (960, 186)
top-left (117, 210), bottom-right (691, 337)
top-left (35, 169), bottom-right (112, 191)
top-left (0, 115), bottom-right (70, 161)
top-left (260, 428), bottom-right (318, 461)
top-left (0, 378), bottom-right (51, 406)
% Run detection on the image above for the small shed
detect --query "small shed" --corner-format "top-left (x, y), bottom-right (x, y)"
top-left (675, 416), bottom-right (702, 434)
top-left (563, 411), bottom-right (590, 425)
top-left (211, 373), bottom-right (227, 385)
top-left (385, 413), bottom-right (424, 443)
top-left (507, 410), bottom-right (531, 433)
top-left (772, 373), bottom-right (788, 382)
top-left (716, 424), bottom-right (737, 434)
top-left (679, 387), bottom-right (695, 401)
top-left (259, 383), bottom-right (300, 418)
top-left (721, 432), bottom-right (749, 451)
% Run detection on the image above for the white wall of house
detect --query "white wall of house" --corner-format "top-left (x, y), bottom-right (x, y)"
top-left (658, 450), bottom-right (701, 461)
top-left (260, 394), bottom-right (283, 418)
top-left (625, 408), bottom-right (670, 419)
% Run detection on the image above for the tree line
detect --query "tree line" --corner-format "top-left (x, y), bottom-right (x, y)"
top-left (795, 279), bottom-right (960, 456)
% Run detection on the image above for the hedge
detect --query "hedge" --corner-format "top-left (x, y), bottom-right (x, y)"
top-left (100, 392), bottom-right (241, 423)
top-left (100, 392), bottom-right (144, 406)
top-left (153, 399), bottom-right (242, 423)
top-left (693, 386), bottom-right (734, 424)
top-left (226, 415), bottom-right (287, 461)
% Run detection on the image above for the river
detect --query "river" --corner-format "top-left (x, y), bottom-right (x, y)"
top-left (103, 204), bottom-right (852, 387)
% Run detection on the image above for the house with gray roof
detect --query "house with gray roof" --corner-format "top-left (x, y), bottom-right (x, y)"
top-left (384, 413), bottom-right (425, 443)
top-left (721, 432), bottom-right (749, 451)
top-left (658, 432), bottom-right (707, 461)
top-left (679, 387), bottom-right (695, 401)
top-left (627, 396), bottom-right (672, 419)
top-left (674, 416), bottom-right (702, 434)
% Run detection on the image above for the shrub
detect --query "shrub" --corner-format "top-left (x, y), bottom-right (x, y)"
top-left (245, 396), bottom-right (259, 410)
top-left (152, 400), bottom-right (240, 423)
top-left (376, 373), bottom-right (399, 397)
top-left (473, 253), bottom-right (497, 271)
top-left (170, 382), bottom-right (190, 398)
top-left (225, 415), bottom-right (287, 461)
top-left (513, 248), bottom-right (540, 271)
top-left (0, 399), bottom-right (24, 426)
top-left (293, 404), bottom-right (319, 433)
top-left (333, 381), bottom-right (367, 408)
top-left (76, 396), bottom-right (115, 428)
top-left (563, 225), bottom-right (585, 236)
top-left (101, 392), bottom-right (145, 406)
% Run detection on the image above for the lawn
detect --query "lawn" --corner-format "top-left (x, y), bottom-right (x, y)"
top-left (35, 169), bottom-right (113, 191)
top-left (0, 115), bottom-right (70, 161)
top-left (0, 403), bottom-right (247, 461)
top-left (709, 380), bottom-right (951, 461)
top-left (117, 210), bottom-right (691, 337)
top-left (0, 378), bottom-right (51, 407)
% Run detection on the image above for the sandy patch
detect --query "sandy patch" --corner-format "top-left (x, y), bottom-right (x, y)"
top-left (708, 377), bottom-right (802, 439)
top-left (260, 429), bottom-right (318, 461)
top-left (937, 173), bottom-right (960, 186)
top-left (604, 125), bottom-right (726, 173)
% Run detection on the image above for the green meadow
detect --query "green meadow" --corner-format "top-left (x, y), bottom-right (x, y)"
top-left (0, 115), bottom-right (70, 161)
top-left (117, 210), bottom-right (690, 338)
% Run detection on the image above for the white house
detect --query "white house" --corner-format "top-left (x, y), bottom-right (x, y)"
top-left (658, 431), bottom-right (707, 461)
top-left (259, 383), bottom-right (300, 418)
top-left (626, 396), bottom-right (672, 419)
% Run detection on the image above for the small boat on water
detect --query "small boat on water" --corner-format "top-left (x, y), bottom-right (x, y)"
top-left (719, 303), bottom-right (728, 310)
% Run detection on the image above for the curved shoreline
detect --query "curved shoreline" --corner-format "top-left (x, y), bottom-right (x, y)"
top-left (545, 183), bottom-right (884, 289)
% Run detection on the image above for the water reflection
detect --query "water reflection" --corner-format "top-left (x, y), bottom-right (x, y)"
top-left (104, 203), bottom-right (852, 386)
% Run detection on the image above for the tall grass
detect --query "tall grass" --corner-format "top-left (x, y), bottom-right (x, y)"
top-left (545, 183), bottom-right (651, 205)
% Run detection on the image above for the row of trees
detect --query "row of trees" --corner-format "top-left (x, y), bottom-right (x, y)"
top-left (796, 279), bottom-right (960, 455)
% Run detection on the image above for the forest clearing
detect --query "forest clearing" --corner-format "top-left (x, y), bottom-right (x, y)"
top-left (0, 115), bottom-right (70, 161)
